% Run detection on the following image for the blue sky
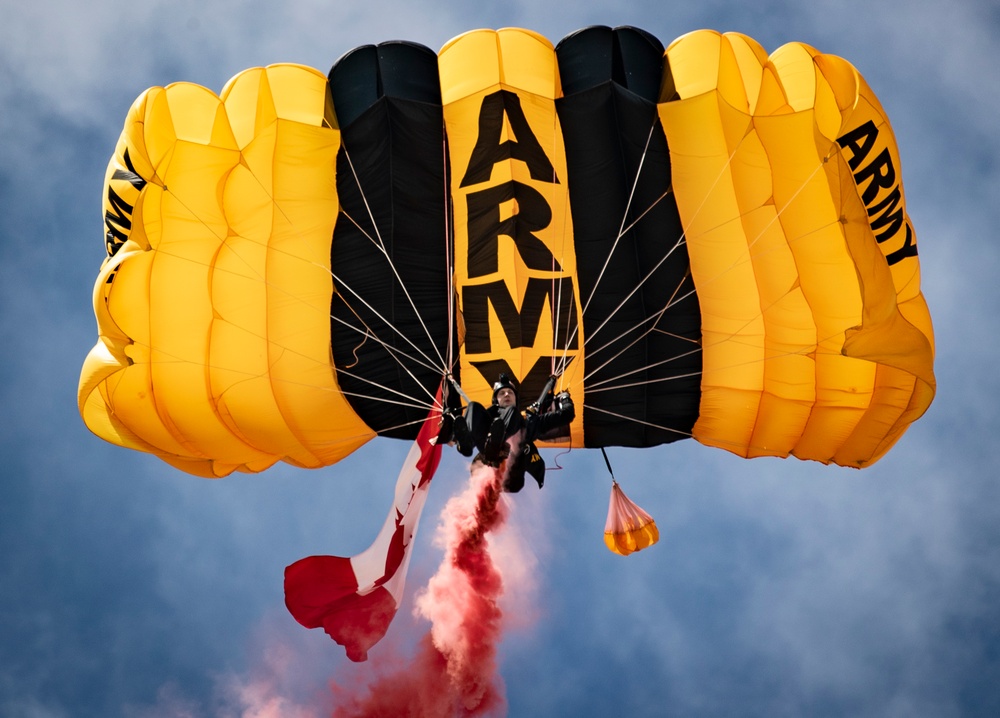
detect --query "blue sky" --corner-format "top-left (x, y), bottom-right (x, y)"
top-left (2, 0), bottom-right (999, 716)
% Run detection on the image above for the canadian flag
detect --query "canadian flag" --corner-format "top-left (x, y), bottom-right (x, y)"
top-left (284, 405), bottom-right (443, 661)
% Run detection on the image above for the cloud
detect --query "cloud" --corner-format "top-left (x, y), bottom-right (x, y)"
top-left (4, 1), bottom-right (1000, 717)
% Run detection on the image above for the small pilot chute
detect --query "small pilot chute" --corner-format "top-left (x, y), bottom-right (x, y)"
top-left (600, 448), bottom-right (658, 555)
top-left (604, 480), bottom-right (659, 556)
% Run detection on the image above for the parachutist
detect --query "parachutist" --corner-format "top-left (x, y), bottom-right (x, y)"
top-left (450, 373), bottom-right (574, 493)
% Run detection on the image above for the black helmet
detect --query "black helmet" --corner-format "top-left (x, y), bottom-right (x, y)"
top-left (492, 373), bottom-right (518, 405)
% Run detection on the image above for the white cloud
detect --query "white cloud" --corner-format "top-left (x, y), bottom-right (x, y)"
top-left (4, 0), bottom-right (1000, 716)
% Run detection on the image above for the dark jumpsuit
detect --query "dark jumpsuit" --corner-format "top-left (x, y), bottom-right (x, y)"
top-left (461, 391), bottom-right (575, 492)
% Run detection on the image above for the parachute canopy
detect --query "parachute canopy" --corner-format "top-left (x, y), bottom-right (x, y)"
top-left (79, 26), bottom-right (934, 478)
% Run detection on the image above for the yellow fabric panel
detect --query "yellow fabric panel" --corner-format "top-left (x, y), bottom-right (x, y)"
top-left (439, 29), bottom-right (584, 448)
top-left (79, 65), bottom-right (372, 477)
top-left (755, 109), bottom-right (873, 461)
top-left (660, 30), bottom-right (935, 467)
top-left (109, 240), bottom-right (202, 459)
top-left (831, 91), bottom-right (935, 383)
top-left (111, 92), bottom-right (256, 468)
top-left (148, 114), bottom-right (255, 464)
top-left (219, 65), bottom-right (370, 467)
top-left (210, 143), bottom-right (296, 461)
top-left (439, 28), bottom-right (558, 104)
top-left (604, 524), bottom-right (660, 557)
top-left (725, 33), bottom-right (769, 112)
top-left (79, 243), bottom-right (176, 460)
top-left (211, 69), bottom-right (283, 463)
top-left (831, 365), bottom-right (914, 466)
top-left (658, 90), bottom-right (766, 456)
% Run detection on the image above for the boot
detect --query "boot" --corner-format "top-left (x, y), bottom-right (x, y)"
top-left (481, 416), bottom-right (507, 466)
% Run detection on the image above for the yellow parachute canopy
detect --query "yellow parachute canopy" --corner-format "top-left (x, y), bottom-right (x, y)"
top-left (79, 27), bottom-right (934, 480)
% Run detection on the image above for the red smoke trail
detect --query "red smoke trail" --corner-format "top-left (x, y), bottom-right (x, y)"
top-left (332, 463), bottom-right (509, 718)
